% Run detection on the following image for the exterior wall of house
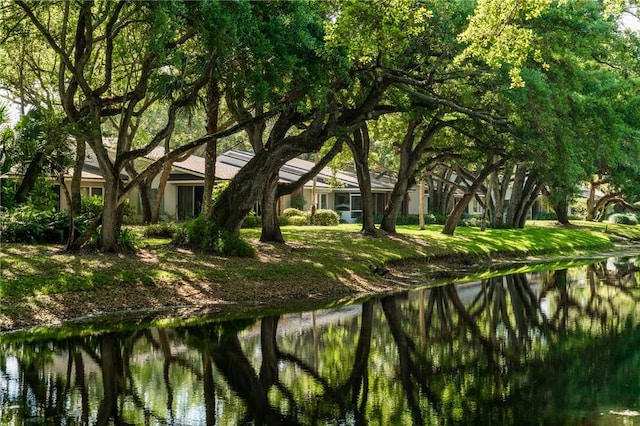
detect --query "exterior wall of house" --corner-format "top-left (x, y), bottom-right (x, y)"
top-left (407, 188), bottom-right (421, 215)
top-left (58, 180), bottom-right (107, 211)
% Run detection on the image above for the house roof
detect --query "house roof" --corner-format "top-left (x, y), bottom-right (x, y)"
top-left (217, 150), bottom-right (396, 192)
top-left (147, 147), bottom-right (239, 181)
top-left (146, 148), bottom-right (395, 191)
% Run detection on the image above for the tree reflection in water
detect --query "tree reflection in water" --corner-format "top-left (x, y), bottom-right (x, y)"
top-left (1, 256), bottom-right (639, 425)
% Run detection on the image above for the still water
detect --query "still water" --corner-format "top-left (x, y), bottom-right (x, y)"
top-left (1, 256), bottom-right (640, 425)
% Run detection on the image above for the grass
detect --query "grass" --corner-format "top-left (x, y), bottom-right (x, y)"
top-left (0, 220), bottom-right (638, 333)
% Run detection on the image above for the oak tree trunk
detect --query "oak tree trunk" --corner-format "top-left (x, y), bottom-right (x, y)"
top-left (203, 79), bottom-right (221, 216)
top-left (260, 170), bottom-right (284, 243)
top-left (347, 125), bottom-right (376, 236)
top-left (71, 138), bottom-right (85, 214)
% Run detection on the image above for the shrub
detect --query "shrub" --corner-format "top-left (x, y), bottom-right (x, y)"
top-left (283, 208), bottom-right (306, 217)
top-left (179, 215), bottom-right (255, 257)
top-left (460, 216), bottom-right (483, 227)
top-left (0, 205), bottom-right (90, 243)
top-left (608, 213), bottom-right (638, 225)
top-left (183, 215), bottom-right (215, 251)
top-left (25, 177), bottom-right (59, 211)
top-left (241, 212), bottom-right (262, 228)
top-left (144, 222), bottom-right (180, 238)
top-left (310, 209), bottom-right (340, 226)
top-left (291, 194), bottom-right (307, 210)
top-left (116, 228), bottom-right (138, 251)
top-left (372, 214), bottom-right (443, 225)
top-left (81, 195), bottom-right (104, 217)
top-left (534, 212), bottom-right (557, 220)
top-left (216, 230), bottom-right (256, 257)
top-left (280, 215), bottom-right (309, 226)
top-left (0, 180), bottom-right (17, 210)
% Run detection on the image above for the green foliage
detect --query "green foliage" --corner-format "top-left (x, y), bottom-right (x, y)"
top-left (216, 230), bottom-right (256, 257)
top-left (373, 214), bottom-right (446, 225)
top-left (310, 209), bottom-right (340, 226)
top-left (144, 222), bottom-right (180, 238)
top-left (9, 108), bottom-right (73, 182)
top-left (0, 105), bottom-right (15, 175)
top-left (241, 212), bottom-right (261, 228)
top-left (279, 215), bottom-right (309, 226)
top-left (460, 216), bottom-right (483, 227)
top-left (0, 205), bottom-right (90, 243)
top-left (0, 180), bottom-right (17, 210)
top-left (534, 212), bottom-right (558, 221)
top-left (607, 213), bottom-right (638, 226)
top-left (23, 177), bottom-right (58, 211)
top-left (283, 208), bottom-right (307, 218)
top-left (116, 228), bottom-right (138, 252)
top-left (81, 195), bottom-right (104, 217)
top-left (181, 215), bottom-right (255, 257)
top-left (291, 194), bottom-right (307, 210)
top-left (184, 215), bottom-right (215, 251)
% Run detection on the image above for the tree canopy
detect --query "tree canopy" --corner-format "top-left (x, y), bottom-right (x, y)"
top-left (0, 0), bottom-right (638, 249)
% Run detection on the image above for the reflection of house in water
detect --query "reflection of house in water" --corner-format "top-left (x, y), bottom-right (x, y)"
top-left (240, 305), bottom-right (363, 338)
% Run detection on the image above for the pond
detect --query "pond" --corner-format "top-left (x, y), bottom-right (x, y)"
top-left (1, 255), bottom-right (640, 425)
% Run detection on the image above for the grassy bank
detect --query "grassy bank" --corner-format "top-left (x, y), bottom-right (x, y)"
top-left (1, 220), bottom-right (638, 333)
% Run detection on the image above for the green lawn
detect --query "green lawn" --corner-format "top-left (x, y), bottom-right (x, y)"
top-left (1, 220), bottom-right (638, 333)
top-left (1, 221), bottom-right (635, 300)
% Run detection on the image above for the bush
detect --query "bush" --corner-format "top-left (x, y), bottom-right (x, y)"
top-left (116, 228), bottom-right (138, 251)
top-left (0, 180), bottom-right (17, 210)
top-left (534, 212), bottom-right (557, 220)
top-left (608, 213), bottom-right (638, 225)
top-left (81, 195), bottom-right (104, 217)
top-left (291, 194), bottom-right (307, 210)
top-left (241, 212), bottom-right (262, 228)
top-left (460, 216), bottom-right (483, 227)
top-left (279, 215), bottom-right (309, 226)
top-left (283, 208), bottom-right (306, 217)
top-left (372, 214), bottom-right (444, 225)
top-left (183, 215), bottom-right (215, 251)
top-left (0, 205), bottom-right (90, 243)
top-left (144, 222), bottom-right (180, 238)
top-left (310, 209), bottom-right (340, 226)
top-left (216, 230), bottom-right (256, 257)
top-left (179, 215), bottom-right (255, 257)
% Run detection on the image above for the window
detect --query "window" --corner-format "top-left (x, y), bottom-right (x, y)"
top-left (350, 194), bottom-right (362, 220)
top-left (81, 186), bottom-right (103, 197)
top-left (316, 193), bottom-right (328, 210)
top-left (177, 185), bottom-right (204, 221)
top-left (335, 193), bottom-right (350, 211)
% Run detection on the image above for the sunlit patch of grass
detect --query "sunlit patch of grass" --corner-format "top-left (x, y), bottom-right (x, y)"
top-left (0, 221), bottom-right (626, 304)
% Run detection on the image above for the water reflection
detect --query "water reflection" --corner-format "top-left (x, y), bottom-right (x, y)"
top-left (1, 256), bottom-right (639, 425)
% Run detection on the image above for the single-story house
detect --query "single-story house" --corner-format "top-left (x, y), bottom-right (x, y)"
top-left (143, 149), bottom-right (399, 222)
top-left (4, 143), bottom-right (582, 222)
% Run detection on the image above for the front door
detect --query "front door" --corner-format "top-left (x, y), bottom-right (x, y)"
top-left (177, 186), bottom-right (193, 221)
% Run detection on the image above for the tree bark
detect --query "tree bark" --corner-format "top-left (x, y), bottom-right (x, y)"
top-left (418, 176), bottom-right (425, 230)
top-left (585, 178), bottom-right (597, 221)
top-left (203, 78), bottom-right (221, 216)
top-left (513, 177), bottom-right (540, 228)
top-left (489, 164), bottom-right (513, 229)
top-left (71, 138), bottom-right (85, 214)
top-left (381, 118), bottom-right (447, 233)
top-left (505, 165), bottom-right (526, 227)
top-left (137, 179), bottom-right (153, 224)
top-left (14, 150), bottom-right (49, 204)
top-left (101, 173), bottom-right (121, 251)
top-left (547, 188), bottom-right (571, 225)
top-left (260, 170), bottom-right (284, 243)
top-left (442, 158), bottom-right (505, 235)
top-left (151, 159), bottom-right (171, 223)
top-left (347, 124), bottom-right (376, 236)
top-left (58, 173), bottom-right (74, 250)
